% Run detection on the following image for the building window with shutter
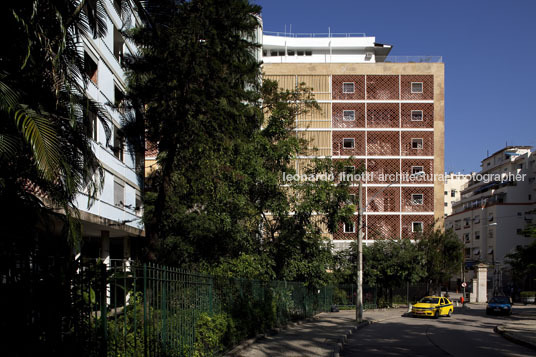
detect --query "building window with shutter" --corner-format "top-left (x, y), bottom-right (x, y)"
top-left (114, 180), bottom-right (124, 207)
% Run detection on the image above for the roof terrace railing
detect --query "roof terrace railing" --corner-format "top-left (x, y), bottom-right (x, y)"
top-left (263, 31), bottom-right (367, 38)
top-left (378, 56), bottom-right (443, 63)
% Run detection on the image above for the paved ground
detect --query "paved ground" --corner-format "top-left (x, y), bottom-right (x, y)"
top-left (342, 304), bottom-right (536, 357)
top-left (233, 310), bottom-right (358, 356)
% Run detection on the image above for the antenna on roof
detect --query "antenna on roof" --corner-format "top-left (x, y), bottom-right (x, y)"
top-left (487, 149), bottom-right (489, 157)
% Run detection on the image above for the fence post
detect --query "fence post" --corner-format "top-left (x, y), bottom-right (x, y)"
top-left (143, 263), bottom-right (148, 357)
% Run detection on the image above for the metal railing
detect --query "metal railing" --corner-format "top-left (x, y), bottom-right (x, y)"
top-left (263, 31), bottom-right (367, 38)
top-left (377, 56), bottom-right (443, 63)
top-left (2, 257), bottom-right (334, 356)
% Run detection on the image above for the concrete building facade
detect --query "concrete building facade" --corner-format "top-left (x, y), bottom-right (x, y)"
top-left (445, 146), bottom-right (536, 289)
top-left (443, 173), bottom-right (472, 216)
top-left (76, 0), bottom-right (145, 263)
top-left (262, 33), bottom-right (445, 250)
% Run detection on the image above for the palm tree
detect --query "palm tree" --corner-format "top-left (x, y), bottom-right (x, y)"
top-left (0, 0), bottom-right (112, 246)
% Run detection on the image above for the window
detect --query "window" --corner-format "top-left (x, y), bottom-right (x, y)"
top-left (113, 125), bottom-right (124, 161)
top-left (473, 215), bottom-right (480, 224)
top-left (411, 194), bottom-right (423, 205)
top-left (263, 50), bottom-right (267, 57)
top-left (529, 194), bottom-right (532, 201)
top-left (86, 111), bottom-right (98, 141)
top-left (454, 220), bottom-right (461, 230)
top-left (270, 50), bottom-right (277, 56)
top-left (344, 166), bottom-right (355, 174)
top-left (114, 179), bottom-right (124, 207)
top-left (463, 218), bottom-right (470, 227)
top-left (517, 228), bottom-right (523, 235)
top-left (412, 222), bottom-right (423, 232)
top-left (297, 50), bottom-right (304, 56)
top-left (465, 248), bottom-right (471, 257)
top-left (473, 248), bottom-right (480, 256)
top-left (488, 230), bottom-right (494, 239)
top-left (287, 49), bottom-right (294, 56)
top-left (411, 166), bottom-right (424, 175)
top-left (113, 0), bottom-right (122, 15)
top-left (411, 82), bottom-right (423, 93)
top-left (488, 213), bottom-right (494, 221)
top-left (113, 27), bottom-right (124, 63)
top-left (343, 110), bottom-right (355, 121)
top-left (278, 50), bottom-right (285, 56)
top-left (305, 50), bottom-right (312, 56)
top-left (343, 138), bottom-right (355, 149)
top-left (451, 189), bottom-right (456, 197)
top-left (344, 222), bottom-right (355, 233)
top-left (444, 191), bottom-right (448, 196)
top-left (463, 233), bottom-right (470, 243)
top-left (411, 138), bottom-right (423, 149)
top-left (411, 110), bottom-right (423, 121)
top-left (343, 82), bottom-right (355, 93)
top-left (475, 231), bottom-right (480, 240)
top-left (135, 193), bottom-right (142, 216)
top-left (84, 51), bottom-right (98, 85)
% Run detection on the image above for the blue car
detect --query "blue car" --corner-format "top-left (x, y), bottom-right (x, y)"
top-left (486, 296), bottom-right (512, 315)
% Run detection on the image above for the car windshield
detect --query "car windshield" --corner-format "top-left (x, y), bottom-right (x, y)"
top-left (490, 297), bottom-right (510, 304)
top-left (419, 297), bottom-right (439, 304)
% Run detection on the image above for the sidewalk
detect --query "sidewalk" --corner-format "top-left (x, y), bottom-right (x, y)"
top-left (495, 306), bottom-right (536, 351)
top-left (227, 308), bottom-right (405, 357)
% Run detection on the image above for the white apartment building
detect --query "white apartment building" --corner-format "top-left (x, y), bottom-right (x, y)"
top-left (443, 173), bottom-right (471, 216)
top-left (75, 0), bottom-right (144, 263)
top-left (445, 146), bottom-right (536, 288)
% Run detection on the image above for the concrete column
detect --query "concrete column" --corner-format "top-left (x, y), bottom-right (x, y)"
top-left (476, 263), bottom-right (488, 303)
top-left (101, 230), bottom-right (110, 266)
top-left (101, 230), bottom-right (110, 305)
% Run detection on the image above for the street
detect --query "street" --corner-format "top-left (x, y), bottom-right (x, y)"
top-left (342, 305), bottom-right (536, 357)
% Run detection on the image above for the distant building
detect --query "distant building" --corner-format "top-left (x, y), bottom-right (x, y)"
top-left (262, 31), bottom-right (445, 250)
top-left (445, 146), bottom-right (535, 290)
top-left (76, 0), bottom-right (145, 264)
top-left (443, 173), bottom-right (471, 216)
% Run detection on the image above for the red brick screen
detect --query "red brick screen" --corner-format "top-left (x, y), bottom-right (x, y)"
top-left (366, 159), bottom-right (400, 184)
top-left (400, 131), bottom-right (434, 157)
top-left (401, 103), bottom-right (434, 128)
top-left (366, 187), bottom-right (401, 212)
top-left (401, 159), bottom-right (434, 183)
top-left (366, 75), bottom-right (399, 100)
top-left (332, 103), bottom-right (365, 128)
top-left (401, 187), bottom-right (434, 212)
top-left (367, 131), bottom-right (400, 156)
top-left (332, 75), bottom-right (365, 100)
top-left (332, 131), bottom-right (366, 156)
top-left (401, 215), bottom-right (435, 238)
top-left (367, 215), bottom-right (400, 239)
top-left (400, 75), bottom-right (434, 100)
top-left (367, 103), bottom-right (399, 128)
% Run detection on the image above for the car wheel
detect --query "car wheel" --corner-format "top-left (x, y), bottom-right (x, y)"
top-left (447, 309), bottom-right (452, 317)
top-left (434, 310), bottom-right (439, 319)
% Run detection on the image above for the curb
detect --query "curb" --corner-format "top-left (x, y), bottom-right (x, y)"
top-left (226, 316), bottom-right (319, 356)
top-left (494, 325), bottom-right (536, 352)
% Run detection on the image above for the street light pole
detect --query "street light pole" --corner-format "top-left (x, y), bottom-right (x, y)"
top-left (356, 178), bottom-right (364, 324)
top-left (355, 171), bottom-right (425, 324)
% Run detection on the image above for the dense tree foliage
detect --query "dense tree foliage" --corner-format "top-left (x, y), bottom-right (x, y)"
top-left (126, 0), bottom-right (355, 287)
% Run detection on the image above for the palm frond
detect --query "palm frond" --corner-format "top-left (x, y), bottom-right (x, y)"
top-left (13, 106), bottom-right (61, 181)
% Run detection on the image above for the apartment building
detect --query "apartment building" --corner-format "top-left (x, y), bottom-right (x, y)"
top-left (262, 32), bottom-right (445, 250)
top-left (76, 0), bottom-right (144, 263)
top-left (445, 146), bottom-right (536, 285)
top-left (443, 173), bottom-right (472, 216)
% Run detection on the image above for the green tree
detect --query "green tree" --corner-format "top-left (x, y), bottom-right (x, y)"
top-left (126, 1), bottom-right (355, 288)
top-left (417, 228), bottom-right (464, 293)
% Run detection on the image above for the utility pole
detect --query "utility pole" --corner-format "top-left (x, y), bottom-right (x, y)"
top-left (356, 179), bottom-right (364, 324)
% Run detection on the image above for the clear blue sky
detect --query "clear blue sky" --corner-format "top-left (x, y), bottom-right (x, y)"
top-left (254, 0), bottom-right (536, 173)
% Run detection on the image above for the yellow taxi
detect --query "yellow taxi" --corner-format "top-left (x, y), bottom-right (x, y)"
top-left (411, 296), bottom-right (453, 318)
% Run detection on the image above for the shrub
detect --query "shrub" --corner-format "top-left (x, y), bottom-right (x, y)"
top-left (520, 291), bottom-right (536, 298)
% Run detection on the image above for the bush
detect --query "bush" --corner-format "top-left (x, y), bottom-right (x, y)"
top-left (520, 291), bottom-right (536, 298)
top-left (194, 313), bottom-right (230, 357)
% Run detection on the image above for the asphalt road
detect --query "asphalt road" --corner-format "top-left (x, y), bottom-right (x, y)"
top-left (342, 305), bottom-right (536, 357)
